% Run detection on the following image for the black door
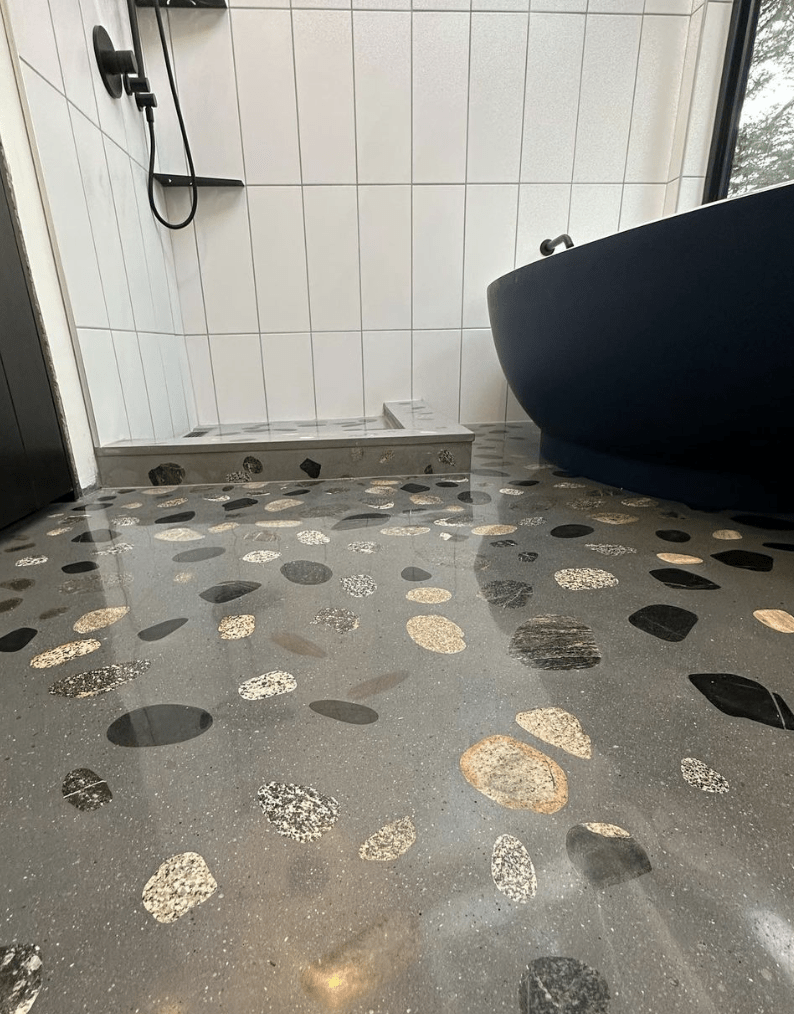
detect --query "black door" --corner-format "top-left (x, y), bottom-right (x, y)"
top-left (0, 166), bottom-right (74, 530)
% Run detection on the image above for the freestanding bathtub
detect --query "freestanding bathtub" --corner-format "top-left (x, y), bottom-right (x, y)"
top-left (487, 181), bottom-right (794, 511)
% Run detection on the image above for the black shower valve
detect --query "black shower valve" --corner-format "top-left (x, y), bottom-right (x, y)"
top-left (93, 26), bottom-right (137, 98)
top-left (125, 74), bottom-right (151, 96)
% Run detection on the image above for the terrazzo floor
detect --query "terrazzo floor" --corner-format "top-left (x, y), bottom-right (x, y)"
top-left (2, 423), bottom-right (794, 1013)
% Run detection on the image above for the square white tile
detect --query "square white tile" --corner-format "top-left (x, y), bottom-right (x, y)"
top-left (412, 329), bottom-right (462, 422)
top-left (261, 333), bottom-right (317, 421)
top-left (249, 187), bottom-right (311, 334)
top-left (209, 333), bottom-right (268, 424)
top-left (412, 185), bottom-right (465, 330)
top-left (521, 13), bottom-right (586, 182)
top-left (362, 330), bottom-right (412, 416)
top-left (412, 13), bottom-right (470, 183)
top-left (462, 184), bottom-right (519, 328)
top-left (460, 328), bottom-right (507, 423)
top-left (467, 13), bottom-right (528, 183)
top-left (292, 11), bottom-right (357, 184)
top-left (232, 9), bottom-right (301, 185)
top-left (353, 12), bottom-right (411, 184)
top-left (312, 332), bottom-right (364, 419)
top-left (359, 186), bottom-right (411, 331)
top-left (303, 186), bottom-right (361, 331)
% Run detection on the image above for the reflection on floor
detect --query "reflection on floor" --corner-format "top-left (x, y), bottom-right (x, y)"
top-left (2, 423), bottom-right (794, 1013)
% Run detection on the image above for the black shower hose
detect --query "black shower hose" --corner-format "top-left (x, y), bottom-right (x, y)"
top-left (146, 0), bottom-right (198, 231)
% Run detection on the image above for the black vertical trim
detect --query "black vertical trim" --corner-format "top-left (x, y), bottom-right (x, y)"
top-left (702, 0), bottom-right (762, 205)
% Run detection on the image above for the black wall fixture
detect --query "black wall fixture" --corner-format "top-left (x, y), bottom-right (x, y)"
top-left (92, 25), bottom-right (137, 98)
top-left (702, 0), bottom-right (762, 204)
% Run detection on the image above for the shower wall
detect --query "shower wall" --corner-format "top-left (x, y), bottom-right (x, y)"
top-left (4, 0), bottom-right (197, 445)
top-left (153, 0), bottom-right (732, 429)
top-left (4, 0), bottom-right (732, 444)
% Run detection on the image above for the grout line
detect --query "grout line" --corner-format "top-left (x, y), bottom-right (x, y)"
top-left (616, 0), bottom-right (646, 230)
top-left (512, 5), bottom-right (532, 273)
top-left (566, 0), bottom-right (589, 235)
top-left (410, 7), bottom-right (414, 403)
top-left (290, 6), bottom-right (319, 422)
top-left (228, 9), bottom-right (270, 425)
top-left (350, 9), bottom-right (367, 418)
top-left (457, 6), bottom-right (473, 424)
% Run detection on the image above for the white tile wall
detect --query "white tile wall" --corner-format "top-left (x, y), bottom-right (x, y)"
top-left (9, 0), bottom-right (733, 436)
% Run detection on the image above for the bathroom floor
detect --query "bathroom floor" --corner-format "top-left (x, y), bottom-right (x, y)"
top-left (2, 423), bottom-right (794, 1014)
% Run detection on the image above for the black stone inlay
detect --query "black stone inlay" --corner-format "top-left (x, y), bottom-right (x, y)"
top-left (199, 581), bottom-right (261, 604)
top-left (510, 479), bottom-right (539, 487)
top-left (509, 615), bottom-right (600, 670)
top-left (401, 483), bottom-right (430, 494)
top-left (224, 498), bottom-right (258, 512)
top-left (0, 598), bottom-right (22, 614)
top-left (301, 458), bottom-right (322, 479)
top-left (72, 503), bottom-right (108, 512)
top-left (480, 580), bottom-right (533, 608)
top-left (689, 673), bottom-right (794, 730)
top-left (39, 606), bottom-right (68, 620)
top-left (244, 455), bottom-right (263, 474)
top-left (59, 573), bottom-right (131, 595)
top-left (764, 541), bottom-right (794, 552)
top-left (348, 671), bottom-right (409, 700)
top-left (436, 481), bottom-right (459, 488)
top-left (518, 551), bottom-right (538, 563)
top-left (732, 514), bottom-right (794, 531)
top-left (458, 491), bottom-right (491, 505)
top-left (62, 768), bottom-right (112, 811)
top-left (402, 567), bottom-right (431, 582)
top-left (309, 700), bottom-right (379, 724)
top-left (711, 550), bottom-right (774, 572)
top-left (519, 957), bottom-right (610, 1014)
top-left (98, 495), bottom-right (117, 501)
top-left (0, 943), bottom-right (43, 1012)
top-left (280, 561), bottom-right (332, 585)
top-left (62, 561), bottom-right (98, 574)
top-left (1, 578), bottom-right (34, 592)
top-left (155, 511), bottom-right (195, 525)
top-left (223, 485), bottom-right (234, 491)
top-left (284, 488), bottom-right (310, 496)
top-left (332, 513), bottom-right (387, 530)
top-left (71, 528), bottom-right (118, 544)
top-left (0, 627), bottom-right (37, 652)
top-left (148, 462), bottom-right (185, 486)
top-left (649, 568), bottom-right (720, 590)
top-left (271, 631), bottom-right (327, 657)
top-left (656, 529), bottom-right (691, 543)
top-left (173, 547), bottom-right (226, 563)
top-left (491, 539), bottom-right (518, 547)
top-left (566, 824), bottom-right (652, 888)
top-left (551, 525), bottom-right (594, 539)
top-left (471, 468), bottom-right (509, 476)
top-left (552, 469), bottom-right (579, 477)
top-left (138, 618), bottom-right (188, 641)
top-left (107, 704), bottom-right (213, 747)
top-left (423, 464), bottom-right (433, 474)
top-left (629, 604), bottom-right (697, 642)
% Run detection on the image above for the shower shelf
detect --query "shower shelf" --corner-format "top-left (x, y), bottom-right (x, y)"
top-left (153, 173), bottom-right (243, 188)
top-left (135, 1), bottom-right (227, 8)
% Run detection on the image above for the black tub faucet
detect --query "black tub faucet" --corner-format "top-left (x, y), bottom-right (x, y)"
top-left (539, 234), bottom-right (575, 256)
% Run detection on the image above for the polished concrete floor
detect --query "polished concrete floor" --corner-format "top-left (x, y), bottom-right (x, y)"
top-left (2, 423), bottom-right (794, 1014)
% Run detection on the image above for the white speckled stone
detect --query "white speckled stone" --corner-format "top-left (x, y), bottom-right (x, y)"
top-left (554, 568), bottom-right (618, 591)
top-left (359, 816), bottom-right (416, 861)
top-left (257, 782), bottom-right (339, 842)
top-left (340, 574), bottom-right (377, 598)
top-left (15, 556), bottom-right (47, 567)
top-left (242, 550), bottom-right (281, 564)
top-left (584, 543), bottom-right (637, 557)
top-left (491, 834), bottom-right (537, 902)
top-left (142, 852), bottom-right (218, 924)
top-left (238, 671), bottom-right (297, 700)
top-left (297, 530), bottom-right (330, 545)
top-left (154, 528), bottom-right (204, 542)
top-left (681, 757), bottom-right (729, 793)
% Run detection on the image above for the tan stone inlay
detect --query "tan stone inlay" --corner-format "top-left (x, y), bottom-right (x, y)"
top-left (553, 568), bottom-right (618, 591)
top-left (656, 553), bottom-right (703, 564)
top-left (153, 528), bottom-right (203, 542)
top-left (410, 493), bottom-right (442, 505)
top-left (265, 498), bottom-right (302, 512)
top-left (583, 822), bottom-right (630, 838)
top-left (460, 735), bottom-right (568, 812)
top-left (471, 524), bottom-right (517, 536)
top-left (713, 529), bottom-right (742, 540)
top-left (158, 497), bottom-right (188, 507)
top-left (73, 606), bottom-right (129, 633)
top-left (142, 852), bottom-right (217, 924)
top-left (499, 488), bottom-right (524, 496)
top-left (242, 550), bottom-right (281, 564)
top-left (47, 528), bottom-right (71, 536)
top-left (753, 609), bottom-right (794, 633)
top-left (208, 522), bottom-right (239, 533)
top-left (406, 615), bottom-right (466, 653)
top-left (589, 513), bottom-right (639, 525)
top-left (359, 816), bottom-right (416, 861)
top-left (405, 587), bottom-right (452, 604)
top-left (515, 707), bottom-right (592, 759)
top-left (30, 639), bottom-right (102, 669)
top-left (124, 502), bottom-right (143, 509)
top-left (380, 526), bottom-right (430, 537)
top-left (143, 487), bottom-right (176, 495)
top-left (219, 614), bottom-right (255, 639)
top-left (173, 572), bottom-right (194, 583)
top-left (620, 496), bottom-right (658, 507)
top-left (256, 519), bottom-right (301, 528)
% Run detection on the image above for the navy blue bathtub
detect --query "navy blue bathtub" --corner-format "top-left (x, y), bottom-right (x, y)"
top-left (487, 182), bottom-right (794, 511)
